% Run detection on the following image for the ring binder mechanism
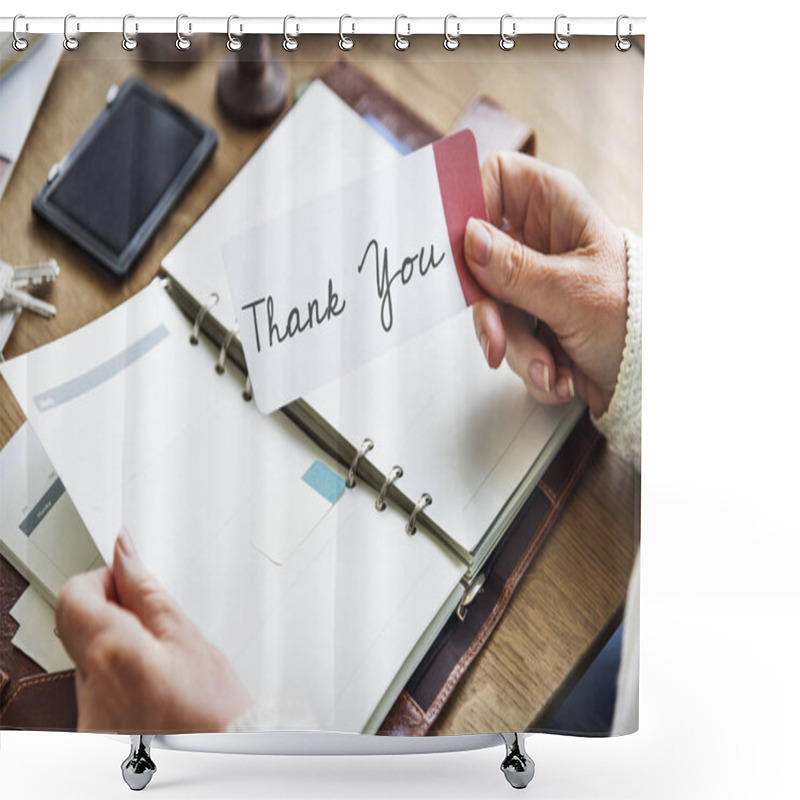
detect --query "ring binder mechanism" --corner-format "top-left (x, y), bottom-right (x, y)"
top-left (457, 573), bottom-right (486, 621)
top-left (215, 322), bottom-right (238, 374)
top-left (375, 465), bottom-right (403, 512)
top-left (346, 438), bottom-right (374, 488)
top-left (164, 272), bottom-right (473, 570)
top-left (189, 292), bottom-right (219, 345)
top-left (405, 493), bottom-right (432, 536)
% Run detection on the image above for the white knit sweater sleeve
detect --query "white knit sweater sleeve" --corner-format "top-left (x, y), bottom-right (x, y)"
top-left (591, 229), bottom-right (642, 472)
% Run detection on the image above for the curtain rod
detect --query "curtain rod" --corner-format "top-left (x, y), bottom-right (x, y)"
top-left (0, 15), bottom-right (646, 38)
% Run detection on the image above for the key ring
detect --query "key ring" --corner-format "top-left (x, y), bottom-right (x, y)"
top-left (339, 14), bottom-right (355, 51)
top-left (499, 14), bottom-right (515, 51)
top-left (227, 15), bottom-right (242, 52)
top-left (122, 14), bottom-right (138, 51)
top-left (283, 15), bottom-right (299, 51)
top-left (176, 13), bottom-right (191, 51)
top-left (443, 14), bottom-right (460, 51)
top-left (12, 14), bottom-right (29, 51)
top-left (554, 14), bottom-right (570, 51)
top-left (616, 14), bottom-right (632, 52)
top-left (63, 13), bottom-right (79, 51)
top-left (394, 15), bottom-right (410, 51)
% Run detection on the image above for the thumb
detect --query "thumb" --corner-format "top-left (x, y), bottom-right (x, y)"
top-left (112, 529), bottom-right (180, 639)
top-left (464, 218), bottom-right (571, 327)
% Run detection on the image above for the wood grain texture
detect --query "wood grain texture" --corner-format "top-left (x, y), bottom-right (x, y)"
top-left (0, 33), bottom-right (642, 734)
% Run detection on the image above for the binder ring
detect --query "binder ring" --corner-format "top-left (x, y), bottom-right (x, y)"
top-left (227, 15), bottom-right (242, 52)
top-left (339, 15), bottom-right (355, 51)
top-left (405, 493), bottom-right (432, 536)
top-left (176, 14), bottom-right (191, 51)
top-left (616, 15), bottom-right (632, 51)
top-left (189, 292), bottom-right (219, 345)
top-left (499, 14), bottom-right (515, 51)
top-left (346, 438), bottom-right (374, 488)
top-left (554, 14), bottom-right (570, 51)
top-left (122, 14), bottom-right (138, 51)
top-left (457, 573), bottom-right (485, 621)
top-left (242, 374), bottom-right (253, 402)
top-left (283, 15), bottom-right (299, 51)
top-left (375, 466), bottom-right (403, 512)
top-left (215, 322), bottom-right (239, 374)
top-left (12, 15), bottom-right (28, 52)
top-left (63, 13), bottom-right (79, 51)
top-left (394, 15), bottom-right (410, 51)
top-left (443, 14), bottom-right (460, 51)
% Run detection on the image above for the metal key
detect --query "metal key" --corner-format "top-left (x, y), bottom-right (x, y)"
top-left (1, 260), bottom-right (59, 319)
top-left (7, 258), bottom-right (59, 288)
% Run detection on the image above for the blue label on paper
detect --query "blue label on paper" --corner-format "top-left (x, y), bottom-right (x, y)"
top-left (302, 461), bottom-right (346, 504)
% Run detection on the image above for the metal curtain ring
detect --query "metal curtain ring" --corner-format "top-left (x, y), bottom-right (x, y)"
top-left (227, 15), bottom-right (242, 52)
top-left (339, 14), bottom-right (355, 51)
top-left (176, 14), bottom-right (191, 50)
top-left (283, 15), bottom-right (299, 51)
top-left (616, 14), bottom-right (632, 51)
top-left (63, 13), bottom-right (79, 51)
top-left (12, 15), bottom-right (28, 52)
top-left (394, 15), bottom-right (410, 51)
top-left (122, 14), bottom-right (138, 51)
top-left (375, 466), bottom-right (403, 512)
top-left (346, 438), bottom-right (374, 489)
top-left (554, 14), bottom-right (570, 51)
top-left (443, 14), bottom-right (460, 51)
top-left (189, 293), bottom-right (219, 345)
top-left (499, 14), bottom-right (515, 51)
top-left (405, 493), bottom-right (432, 536)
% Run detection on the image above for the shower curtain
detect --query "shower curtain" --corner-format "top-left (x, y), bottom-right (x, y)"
top-left (0, 18), bottom-right (643, 745)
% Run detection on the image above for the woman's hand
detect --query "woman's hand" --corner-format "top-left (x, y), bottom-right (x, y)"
top-left (464, 152), bottom-right (629, 417)
top-left (55, 531), bottom-right (251, 733)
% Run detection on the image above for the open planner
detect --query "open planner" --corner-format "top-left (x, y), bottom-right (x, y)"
top-left (1, 77), bottom-right (584, 734)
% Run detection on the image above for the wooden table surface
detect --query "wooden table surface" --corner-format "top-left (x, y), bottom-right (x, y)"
top-left (0, 33), bottom-right (642, 734)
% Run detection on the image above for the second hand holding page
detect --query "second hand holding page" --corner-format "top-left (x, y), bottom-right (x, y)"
top-left (224, 130), bottom-right (486, 416)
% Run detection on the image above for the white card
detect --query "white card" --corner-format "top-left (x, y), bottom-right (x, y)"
top-left (223, 130), bottom-right (486, 416)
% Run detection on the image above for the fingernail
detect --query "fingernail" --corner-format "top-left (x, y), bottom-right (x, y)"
top-left (467, 218), bottom-right (492, 267)
top-left (528, 361), bottom-right (551, 394)
top-left (480, 332), bottom-right (490, 364)
top-left (568, 377), bottom-right (575, 399)
top-left (117, 527), bottom-right (137, 560)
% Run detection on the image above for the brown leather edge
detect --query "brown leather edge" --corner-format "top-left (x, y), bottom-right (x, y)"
top-left (380, 413), bottom-right (602, 735)
top-left (0, 669), bottom-right (77, 730)
top-left (319, 57), bottom-right (441, 152)
top-left (0, 667), bottom-right (8, 705)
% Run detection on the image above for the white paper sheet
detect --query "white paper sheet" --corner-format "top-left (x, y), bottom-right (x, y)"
top-left (1, 281), bottom-right (465, 732)
top-left (224, 132), bottom-right (483, 416)
top-left (0, 421), bottom-right (103, 605)
top-left (305, 311), bottom-right (582, 553)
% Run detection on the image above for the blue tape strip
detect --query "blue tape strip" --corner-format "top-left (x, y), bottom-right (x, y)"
top-left (302, 461), bottom-right (346, 505)
top-left (33, 324), bottom-right (169, 412)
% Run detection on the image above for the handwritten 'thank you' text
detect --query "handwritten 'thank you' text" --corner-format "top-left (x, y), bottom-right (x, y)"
top-left (357, 239), bottom-right (446, 333)
top-left (239, 239), bottom-right (448, 353)
top-left (241, 279), bottom-right (346, 353)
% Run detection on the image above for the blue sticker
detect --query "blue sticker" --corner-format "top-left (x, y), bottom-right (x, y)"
top-left (302, 461), bottom-right (346, 505)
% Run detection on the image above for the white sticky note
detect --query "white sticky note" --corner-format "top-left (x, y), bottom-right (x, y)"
top-left (223, 130), bottom-right (486, 416)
